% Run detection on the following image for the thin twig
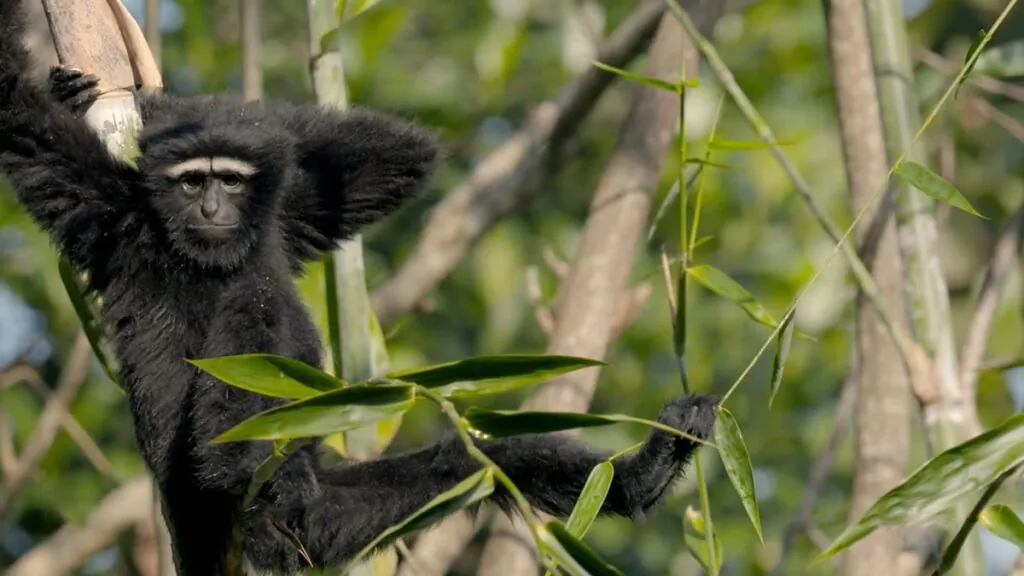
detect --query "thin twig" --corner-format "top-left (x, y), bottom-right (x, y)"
top-left (769, 371), bottom-right (856, 576)
top-left (959, 203), bottom-right (1024, 436)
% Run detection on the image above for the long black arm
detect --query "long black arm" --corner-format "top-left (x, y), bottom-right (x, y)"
top-left (0, 2), bottom-right (142, 278)
top-left (240, 394), bottom-right (717, 572)
top-left (270, 102), bottom-right (439, 268)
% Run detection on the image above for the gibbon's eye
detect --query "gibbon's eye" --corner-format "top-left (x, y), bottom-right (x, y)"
top-left (180, 173), bottom-right (205, 193)
top-left (220, 173), bottom-right (243, 192)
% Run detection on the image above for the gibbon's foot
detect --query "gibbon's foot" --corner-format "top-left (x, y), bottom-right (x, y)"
top-left (48, 65), bottom-right (100, 113)
top-left (655, 393), bottom-right (719, 456)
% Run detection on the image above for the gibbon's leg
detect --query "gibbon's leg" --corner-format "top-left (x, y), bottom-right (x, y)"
top-left (242, 394), bottom-right (718, 570)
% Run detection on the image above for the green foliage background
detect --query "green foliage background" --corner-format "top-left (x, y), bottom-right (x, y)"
top-left (2, 0), bottom-right (1023, 574)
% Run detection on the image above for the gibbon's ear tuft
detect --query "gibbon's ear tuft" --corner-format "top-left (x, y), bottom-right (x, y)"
top-left (294, 107), bottom-right (439, 241)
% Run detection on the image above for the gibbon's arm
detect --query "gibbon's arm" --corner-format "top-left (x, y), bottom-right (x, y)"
top-left (271, 103), bottom-right (438, 267)
top-left (0, 5), bottom-right (141, 276)
top-left (241, 394), bottom-right (718, 571)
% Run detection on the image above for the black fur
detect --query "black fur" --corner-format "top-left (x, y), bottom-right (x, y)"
top-left (0, 2), bottom-right (719, 574)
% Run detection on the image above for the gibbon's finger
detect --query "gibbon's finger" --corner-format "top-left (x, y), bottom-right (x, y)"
top-left (51, 74), bottom-right (99, 100)
top-left (64, 88), bottom-right (99, 113)
top-left (48, 65), bottom-right (85, 85)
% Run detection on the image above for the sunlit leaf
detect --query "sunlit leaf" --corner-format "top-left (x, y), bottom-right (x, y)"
top-left (979, 504), bottom-right (1024, 549)
top-left (819, 414), bottom-right (1024, 559)
top-left (592, 60), bottom-right (695, 92)
top-left (58, 259), bottom-right (119, 385)
top-left (189, 354), bottom-right (345, 399)
top-left (768, 313), bottom-right (796, 408)
top-left (538, 521), bottom-right (626, 576)
top-left (565, 461), bottom-right (614, 538)
top-left (687, 264), bottom-right (777, 328)
top-left (388, 354), bottom-right (604, 398)
top-left (714, 407), bottom-right (763, 542)
top-left (341, 467), bottom-right (495, 573)
top-left (971, 37), bottom-right (1024, 79)
top-left (336, 0), bottom-right (383, 22)
top-left (465, 408), bottom-right (707, 445)
top-left (211, 384), bottom-right (414, 443)
top-left (895, 161), bottom-right (985, 218)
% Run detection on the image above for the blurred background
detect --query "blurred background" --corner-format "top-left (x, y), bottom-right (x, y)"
top-left (1, 0), bottom-right (1023, 574)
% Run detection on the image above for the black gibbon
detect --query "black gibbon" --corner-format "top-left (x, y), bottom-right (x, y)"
top-left (0, 1), bottom-right (718, 574)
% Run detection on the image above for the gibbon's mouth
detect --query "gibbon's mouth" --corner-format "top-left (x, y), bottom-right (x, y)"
top-left (189, 224), bottom-right (239, 240)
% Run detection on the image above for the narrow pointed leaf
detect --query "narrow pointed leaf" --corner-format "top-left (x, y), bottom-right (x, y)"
top-left (714, 407), bottom-right (763, 542)
top-left (957, 30), bottom-right (988, 97)
top-left (211, 384), bottom-right (414, 443)
top-left (464, 408), bottom-right (705, 444)
top-left (387, 354), bottom-right (604, 398)
top-left (336, 0), bottom-right (383, 21)
top-left (688, 264), bottom-right (777, 328)
top-left (342, 467), bottom-right (495, 573)
top-left (979, 505), bottom-right (1024, 549)
top-left (538, 521), bottom-right (626, 576)
top-left (565, 462), bottom-right (615, 538)
top-left (189, 354), bottom-right (345, 399)
top-left (895, 161), bottom-right (985, 218)
top-left (971, 37), bottom-right (1024, 79)
top-left (819, 414), bottom-right (1024, 559)
top-left (685, 157), bottom-right (731, 170)
top-left (768, 313), bottom-right (796, 408)
top-left (592, 60), bottom-right (693, 92)
top-left (58, 259), bottom-right (119, 385)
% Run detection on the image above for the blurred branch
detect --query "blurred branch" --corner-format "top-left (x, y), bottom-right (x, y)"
top-left (240, 0), bottom-right (261, 101)
top-left (369, 0), bottom-right (668, 329)
top-left (769, 371), bottom-right (856, 576)
top-left (7, 476), bottom-right (154, 576)
top-left (0, 331), bottom-right (92, 517)
top-left (959, 203), bottom-right (1024, 437)
top-left (824, 1), bottom-right (912, 574)
top-left (144, 0), bottom-right (161, 68)
top-left (476, 11), bottom-right (696, 575)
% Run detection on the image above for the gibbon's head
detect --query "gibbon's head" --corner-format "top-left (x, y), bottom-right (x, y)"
top-left (136, 99), bottom-right (295, 270)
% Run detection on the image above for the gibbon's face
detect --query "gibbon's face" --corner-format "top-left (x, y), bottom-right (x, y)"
top-left (166, 156), bottom-right (255, 241)
top-left (149, 154), bottom-right (275, 269)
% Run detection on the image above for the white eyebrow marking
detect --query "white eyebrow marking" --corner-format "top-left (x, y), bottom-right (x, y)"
top-left (162, 157), bottom-right (259, 178)
top-left (163, 158), bottom-right (213, 178)
top-left (210, 157), bottom-right (258, 176)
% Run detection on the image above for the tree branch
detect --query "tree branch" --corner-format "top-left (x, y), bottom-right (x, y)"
top-left (0, 332), bottom-right (93, 516)
top-left (7, 476), bottom-right (155, 576)
top-left (369, 0), bottom-right (668, 329)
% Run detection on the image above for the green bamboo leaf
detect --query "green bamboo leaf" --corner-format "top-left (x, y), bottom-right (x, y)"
top-left (466, 408), bottom-right (620, 437)
top-left (708, 138), bottom-right (798, 151)
top-left (387, 354), bottom-right (604, 398)
top-left (341, 468), bottom-right (495, 573)
top-left (58, 259), bottom-right (119, 385)
top-left (538, 521), bottom-right (626, 576)
top-left (894, 161), bottom-right (985, 218)
top-left (687, 264), bottom-right (778, 328)
top-left (971, 38), bottom-right (1024, 79)
top-left (591, 60), bottom-right (695, 92)
top-left (714, 407), bottom-right (763, 542)
top-left (685, 157), bottom-right (731, 170)
top-left (211, 384), bottom-right (414, 443)
top-left (819, 414), bottom-right (1024, 559)
top-left (957, 29), bottom-right (988, 97)
top-left (768, 313), bottom-right (796, 408)
top-left (565, 461), bottom-right (614, 538)
top-left (464, 408), bottom-right (704, 445)
top-left (979, 504), bottom-right (1024, 549)
top-left (189, 354), bottom-right (345, 399)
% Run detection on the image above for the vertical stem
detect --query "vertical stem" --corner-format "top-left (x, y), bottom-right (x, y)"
top-left (240, 0), bottom-right (262, 102)
top-left (144, 0), bottom-right (161, 68)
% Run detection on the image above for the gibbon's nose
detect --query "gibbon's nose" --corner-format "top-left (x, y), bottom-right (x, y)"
top-left (201, 196), bottom-right (220, 219)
